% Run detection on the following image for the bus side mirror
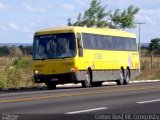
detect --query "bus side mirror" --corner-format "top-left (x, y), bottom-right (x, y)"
top-left (77, 33), bottom-right (83, 57)
top-left (77, 34), bottom-right (82, 48)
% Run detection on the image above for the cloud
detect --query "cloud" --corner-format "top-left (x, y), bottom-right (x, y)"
top-left (48, 4), bottom-right (54, 9)
top-left (26, 6), bottom-right (46, 12)
top-left (76, 0), bottom-right (89, 6)
top-left (135, 9), bottom-right (160, 26)
top-left (61, 4), bottom-right (74, 10)
top-left (21, 2), bottom-right (47, 13)
top-left (9, 21), bottom-right (19, 30)
top-left (136, 14), bottom-right (152, 24)
top-left (141, 9), bottom-right (160, 16)
top-left (0, 3), bottom-right (7, 10)
top-left (0, 25), bottom-right (7, 31)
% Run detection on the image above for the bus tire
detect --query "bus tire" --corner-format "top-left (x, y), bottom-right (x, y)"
top-left (117, 68), bottom-right (124, 85)
top-left (124, 69), bottom-right (130, 85)
top-left (81, 70), bottom-right (91, 88)
top-left (46, 82), bottom-right (56, 90)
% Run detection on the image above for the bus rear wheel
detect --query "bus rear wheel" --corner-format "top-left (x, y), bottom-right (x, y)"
top-left (124, 69), bottom-right (130, 85)
top-left (46, 82), bottom-right (56, 90)
top-left (81, 70), bottom-right (91, 88)
top-left (117, 69), bottom-right (124, 85)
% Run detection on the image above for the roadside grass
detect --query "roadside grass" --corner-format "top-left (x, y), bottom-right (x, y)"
top-left (137, 70), bottom-right (160, 80)
top-left (141, 56), bottom-right (160, 70)
top-left (0, 56), bottom-right (17, 66)
top-left (0, 77), bottom-right (6, 89)
top-left (0, 56), bottom-right (35, 89)
top-left (0, 56), bottom-right (160, 89)
top-left (137, 56), bottom-right (160, 80)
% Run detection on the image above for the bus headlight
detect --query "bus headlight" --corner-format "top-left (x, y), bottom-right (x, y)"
top-left (34, 70), bottom-right (40, 74)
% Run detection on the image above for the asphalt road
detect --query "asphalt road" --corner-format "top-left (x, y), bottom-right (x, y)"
top-left (0, 82), bottom-right (160, 120)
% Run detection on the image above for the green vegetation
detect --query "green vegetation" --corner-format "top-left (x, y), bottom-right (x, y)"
top-left (141, 38), bottom-right (160, 55)
top-left (0, 57), bottom-right (35, 89)
top-left (140, 38), bottom-right (160, 80)
top-left (0, 79), bottom-right (6, 89)
top-left (0, 46), bottom-right (10, 56)
top-left (19, 45), bottom-right (33, 55)
top-left (68, 0), bottom-right (140, 29)
top-left (149, 38), bottom-right (160, 54)
top-left (0, 45), bottom-right (32, 56)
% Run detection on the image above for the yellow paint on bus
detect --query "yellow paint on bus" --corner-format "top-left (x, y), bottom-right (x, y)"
top-left (33, 26), bottom-right (140, 89)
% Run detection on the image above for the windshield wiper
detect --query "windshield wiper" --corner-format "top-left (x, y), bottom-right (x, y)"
top-left (62, 56), bottom-right (71, 59)
top-left (41, 56), bottom-right (47, 61)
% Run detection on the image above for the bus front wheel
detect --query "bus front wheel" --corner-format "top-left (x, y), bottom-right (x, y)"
top-left (81, 70), bottom-right (91, 88)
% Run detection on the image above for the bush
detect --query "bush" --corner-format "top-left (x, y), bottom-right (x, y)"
top-left (3, 57), bottom-right (35, 88)
top-left (0, 46), bottom-right (10, 56)
top-left (141, 60), bottom-right (150, 70)
top-left (5, 68), bottom-right (22, 88)
top-left (13, 57), bottom-right (32, 69)
top-left (0, 78), bottom-right (6, 89)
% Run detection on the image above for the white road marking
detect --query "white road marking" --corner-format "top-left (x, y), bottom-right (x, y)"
top-left (130, 80), bottom-right (160, 83)
top-left (137, 99), bottom-right (160, 104)
top-left (65, 107), bottom-right (107, 114)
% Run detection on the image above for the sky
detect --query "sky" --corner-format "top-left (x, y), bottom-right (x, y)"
top-left (0, 0), bottom-right (160, 43)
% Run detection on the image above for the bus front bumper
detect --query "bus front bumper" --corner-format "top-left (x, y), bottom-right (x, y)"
top-left (34, 72), bottom-right (79, 84)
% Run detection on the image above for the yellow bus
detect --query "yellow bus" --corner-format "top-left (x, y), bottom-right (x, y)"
top-left (33, 26), bottom-right (140, 89)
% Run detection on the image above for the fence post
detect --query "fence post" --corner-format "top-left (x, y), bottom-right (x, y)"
top-left (150, 52), bottom-right (153, 70)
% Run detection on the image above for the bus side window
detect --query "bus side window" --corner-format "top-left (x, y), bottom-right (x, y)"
top-left (77, 33), bottom-right (83, 57)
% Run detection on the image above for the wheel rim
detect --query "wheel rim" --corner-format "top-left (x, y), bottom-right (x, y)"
top-left (119, 69), bottom-right (124, 82)
top-left (85, 71), bottom-right (90, 86)
top-left (126, 72), bottom-right (130, 83)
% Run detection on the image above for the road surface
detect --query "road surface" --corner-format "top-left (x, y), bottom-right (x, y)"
top-left (0, 82), bottom-right (160, 120)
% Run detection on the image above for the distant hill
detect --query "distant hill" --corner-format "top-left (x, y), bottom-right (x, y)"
top-left (0, 43), bottom-right (32, 47)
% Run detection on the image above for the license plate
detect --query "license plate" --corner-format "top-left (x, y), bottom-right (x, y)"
top-left (51, 78), bottom-right (59, 81)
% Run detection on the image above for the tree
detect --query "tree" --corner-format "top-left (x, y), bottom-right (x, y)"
top-left (82, 0), bottom-right (109, 27)
top-left (68, 0), bottom-right (140, 29)
top-left (109, 5), bottom-right (140, 29)
top-left (67, 18), bottom-right (72, 26)
top-left (0, 46), bottom-right (10, 56)
top-left (68, 0), bottom-right (110, 27)
top-left (74, 13), bottom-right (84, 26)
top-left (24, 46), bottom-right (32, 55)
top-left (10, 46), bottom-right (23, 56)
top-left (149, 38), bottom-right (160, 54)
top-left (19, 45), bottom-right (33, 55)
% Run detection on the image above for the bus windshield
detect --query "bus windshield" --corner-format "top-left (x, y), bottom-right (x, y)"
top-left (33, 33), bottom-right (76, 60)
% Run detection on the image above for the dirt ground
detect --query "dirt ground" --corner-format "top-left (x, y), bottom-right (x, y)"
top-left (137, 69), bottom-right (160, 80)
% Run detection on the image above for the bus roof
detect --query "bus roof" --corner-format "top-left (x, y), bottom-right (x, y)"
top-left (35, 26), bottom-right (136, 38)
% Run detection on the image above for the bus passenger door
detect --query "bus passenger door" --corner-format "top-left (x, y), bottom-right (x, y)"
top-left (76, 33), bottom-right (86, 70)
top-left (77, 33), bottom-right (90, 71)
top-left (77, 33), bottom-right (83, 57)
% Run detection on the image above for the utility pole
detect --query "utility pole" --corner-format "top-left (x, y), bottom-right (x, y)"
top-left (135, 22), bottom-right (146, 58)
